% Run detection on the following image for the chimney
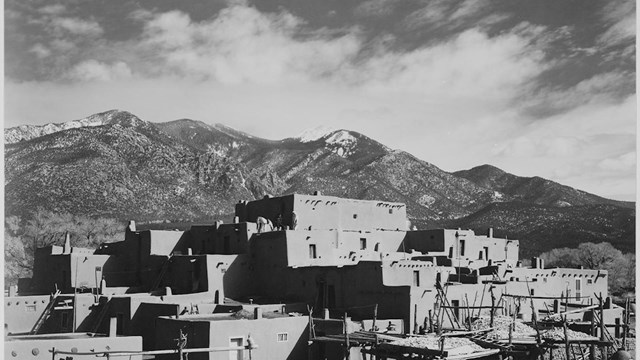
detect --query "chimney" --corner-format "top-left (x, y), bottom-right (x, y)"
top-left (128, 220), bottom-right (136, 232)
top-left (109, 317), bottom-right (117, 337)
top-left (63, 233), bottom-right (71, 254)
top-left (187, 248), bottom-right (193, 255)
top-left (323, 308), bottom-right (330, 319)
top-left (314, 191), bottom-right (322, 196)
top-left (531, 257), bottom-right (537, 269)
top-left (254, 307), bottom-right (263, 319)
top-left (488, 228), bottom-right (493, 238)
top-left (539, 258), bottom-right (545, 269)
top-left (233, 216), bottom-right (239, 223)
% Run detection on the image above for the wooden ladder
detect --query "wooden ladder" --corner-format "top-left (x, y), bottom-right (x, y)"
top-left (30, 290), bottom-right (61, 335)
top-left (150, 255), bottom-right (173, 291)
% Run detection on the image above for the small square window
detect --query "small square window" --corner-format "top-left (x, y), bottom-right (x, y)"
top-left (353, 214), bottom-right (358, 219)
top-left (277, 333), bottom-right (288, 342)
top-left (26, 304), bottom-right (37, 312)
top-left (587, 279), bottom-right (593, 284)
top-left (389, 209), bottom-right (393, 214)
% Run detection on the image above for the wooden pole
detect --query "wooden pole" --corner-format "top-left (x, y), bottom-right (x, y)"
top-left (477, 283), bottom-right (487, 318)
top-left (563, 315), bottom-right (570, 360)
top-left (490, 287), bottom-right (496, 327)
top-left (372, 304), bottom-right (378, 332)
top-left (599, 294), bottom-right (606, 360)
top-left (589, 298), bottom-right (596, 360)
top-left (344, 312), bottom-right (350, 360)
top-left (622, 298), bottom-right (629, 349)
top-left (598, 295), bottom-right (605, 341)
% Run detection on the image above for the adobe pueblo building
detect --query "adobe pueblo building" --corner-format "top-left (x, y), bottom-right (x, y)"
top-left (4, 193), bottom-right (629, 360)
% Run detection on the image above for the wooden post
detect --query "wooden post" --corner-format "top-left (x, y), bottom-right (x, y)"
top-left (465, 294), bottom-right (471, 330)
top-left (490, 287), bottom-right (496, 328)
top-left (563, 316), bottom-right (570, 360)
top-left (615, 318), bottom-right (621, 338)
top-left (599, 294), bottom-right (606, 360)
top-left (372, 304), bottom-right (378, 332)
top-left (414, 304), bottom-right (418, 334)
top-left (622, 298), bottom-right (629, 349)
top-left (589, 298), bottom-right (596, 360)
top-left (344, 312), bottom-right (350, 360)
top-left (598, 295), bottom-right (605, 341)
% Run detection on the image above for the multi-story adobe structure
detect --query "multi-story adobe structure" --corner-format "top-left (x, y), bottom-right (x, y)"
top-left (5, 193), bottom-right (624, 359)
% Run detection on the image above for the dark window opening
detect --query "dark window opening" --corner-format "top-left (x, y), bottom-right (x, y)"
top-left (413, 271), bottom-right (420, 287)
top-left (478, 251), bottom-right (483, 260)
top-left (448, 247), bottom-right (453, 258)
top-left (459, 240), bottom-right (465, 257)
top-left (389, 209), bottom-right (393, 214)
top-left (360, 238), bottom-right (367, 250)
top-left (353, 214), bottom-right (358, 219)
top-left (309, 244), bottom-right (317, 259)
top-left (61, 312), bottom-right (70, 331)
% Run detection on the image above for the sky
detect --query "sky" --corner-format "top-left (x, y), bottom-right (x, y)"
top-left (3, 0), bottom-right (637, 201)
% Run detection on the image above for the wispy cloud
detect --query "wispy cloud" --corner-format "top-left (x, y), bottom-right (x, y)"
top-left (596, 0), bottom-right (635, 47)
top-left (50, 17), bottom-right (104, 37)
top-left (66, 60), bottom-right (133, 82)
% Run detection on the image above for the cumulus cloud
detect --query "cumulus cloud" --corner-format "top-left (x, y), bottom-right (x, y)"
top-left (348, 28), bottom-right (547, 101)
top-left (132, 6), bottom-right (361, 83)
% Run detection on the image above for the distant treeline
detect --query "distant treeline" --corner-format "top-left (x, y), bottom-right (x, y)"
top-left (4, 210), bottom-right (125, 287)
top-left (539, 242), bottom-right (635, 300)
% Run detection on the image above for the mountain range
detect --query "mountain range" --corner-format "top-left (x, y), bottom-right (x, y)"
top-left (4, 110), bottom-right (635, 257)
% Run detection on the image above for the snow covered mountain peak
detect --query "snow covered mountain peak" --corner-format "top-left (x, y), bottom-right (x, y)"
top-left (294, 125), bottom-right (338, 143)
top-left (5, 110), bottom-right (143, 144)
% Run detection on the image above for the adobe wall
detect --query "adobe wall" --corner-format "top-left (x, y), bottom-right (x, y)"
top-left (236, 194), bottom-right (408, 231)
top-left (154, 315), bottom-right (309, 360)
top-left (208, 222), bottom-right (257, 254)
top-left (4, 334), bottom-right (142, 360)
top-left (161, 255), bottom-right (210, 294)
top-left (281, 229), bottom-right (406, 267)
top-left (408, 229), bottom-right (519, 266)
top-left (154, 317), bottom-right (211, 360)
top-left (4, 295), bottom-right (51, 334)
